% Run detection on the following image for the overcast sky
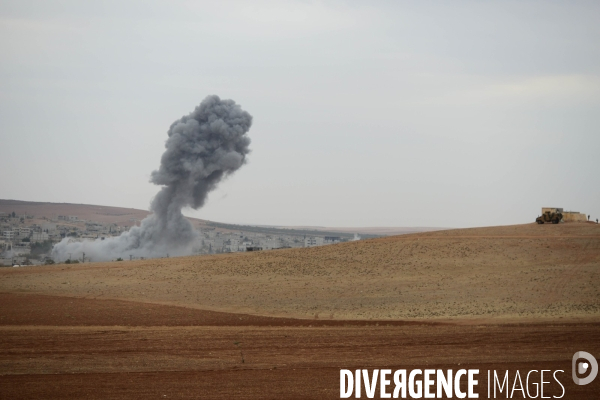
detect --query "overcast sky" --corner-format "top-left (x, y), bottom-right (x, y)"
top-left (1, 0), bottom-right (599, 228)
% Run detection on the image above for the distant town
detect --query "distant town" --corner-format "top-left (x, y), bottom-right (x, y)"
top-left (0, 211), bottom-right (361, 266)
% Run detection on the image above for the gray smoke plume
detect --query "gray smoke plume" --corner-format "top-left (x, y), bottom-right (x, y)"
top-left (52, 95), bottom-right (252, 261)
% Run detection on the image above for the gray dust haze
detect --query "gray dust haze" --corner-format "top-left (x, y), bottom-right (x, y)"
top-left (52, 95), bottom-right (252, 261)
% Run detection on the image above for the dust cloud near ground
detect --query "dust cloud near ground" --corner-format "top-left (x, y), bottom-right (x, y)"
top-left (1, 223), bottom-right (599, 399)
top-left (1, 223), bottom-right (598, 321)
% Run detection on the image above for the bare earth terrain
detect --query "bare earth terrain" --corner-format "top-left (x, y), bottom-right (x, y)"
top-left (0, 199), bottom-right (153, 227)
top-left (2, 223), bottom-right (598, 321)
top-left (273, 225), bottom-right (447, 236)
top-left (0, 199), bottom-right (439, 235)
top-left (1, 223), bottom-right (599, 398)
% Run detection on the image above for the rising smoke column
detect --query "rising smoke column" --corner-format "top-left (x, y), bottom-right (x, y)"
top-left (52, 95), bottom-right (252, 261)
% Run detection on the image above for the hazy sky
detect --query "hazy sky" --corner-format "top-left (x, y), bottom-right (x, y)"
top-left (1, 0), bottom-right (599, 228)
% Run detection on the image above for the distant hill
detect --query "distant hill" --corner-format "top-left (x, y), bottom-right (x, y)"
top-left (0, 199), bottom-right (153, 227)
top-left (0, 199), bottom-right (442, 238)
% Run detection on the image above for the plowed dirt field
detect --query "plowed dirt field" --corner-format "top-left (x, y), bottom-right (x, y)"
top-left (1, 223), bottom-right (599, 398)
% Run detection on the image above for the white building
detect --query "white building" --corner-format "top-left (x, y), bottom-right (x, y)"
top-left (41, 222), bottom-right (57, 233)
top-left (228, 238), bottom-right (241, 252)
top-left (324, 236), bottom-right (342, 244)
top-left (3, 231), bottom-right (15, 240)
top-left (304, 237), bottom-right (324, 247)
top-left (13, 242), bottom-right (31, 255)
top-left (16, 227), bottom-right (31, 239)
top-left (31, 232), bottom-right (49, 243)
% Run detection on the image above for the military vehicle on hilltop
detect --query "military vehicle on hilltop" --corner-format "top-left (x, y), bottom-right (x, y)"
top-left (536, 211), bottom-right (562, 224)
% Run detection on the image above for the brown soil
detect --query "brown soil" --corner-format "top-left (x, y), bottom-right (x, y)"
top-left (0, 293), bottom-right (430, 327)
top-left (276, 226), bottom-right (446, 235)
top-left (1, 223), bottom-right (598, 321)
top-left (1, 223), bottom-right (599, 398)
top-left (1, 293), bottom-right (599, 399)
